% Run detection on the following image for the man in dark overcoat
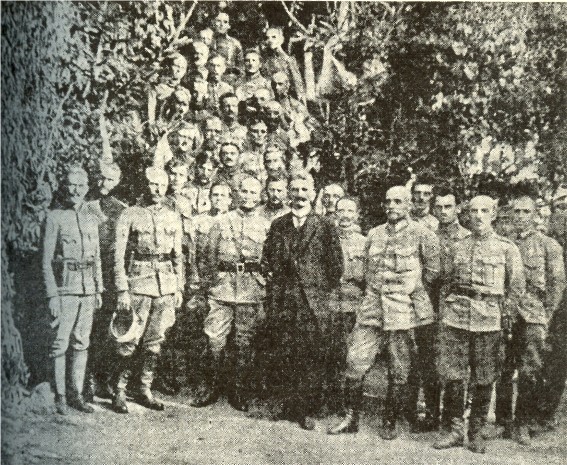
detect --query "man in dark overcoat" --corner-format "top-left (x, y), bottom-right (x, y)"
top-left (261, 171), bottom-right (343, 429)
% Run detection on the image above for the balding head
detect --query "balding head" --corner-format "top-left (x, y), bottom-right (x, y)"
top-left (385, 186), bottom-right (411, 223)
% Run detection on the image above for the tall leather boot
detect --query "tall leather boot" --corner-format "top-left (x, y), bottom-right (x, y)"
top-left (327, 378), bottom-right (364, 434)
top-left (112, 355), bottom-right (132, 414)
top-left (405, 371), bottom-right (420, 431)
top-left (380, 383), bottom-right (404, 440)
top-left (53, 355), bottom-right (68, 415)
top-left (191, 351), bottom-right (221, 407)
top-left (68, 349), bottom-right (95, 413)
top-left (136, 351), bottom-right (165, 411)
top-left (514, 377), bottom-right (536, 446)
top-left (433, 380), bottom-right (465, 449)
top-left (468, 384), bottom-right (492, 454)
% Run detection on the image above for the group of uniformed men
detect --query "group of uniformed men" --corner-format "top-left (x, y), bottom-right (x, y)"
top-left (42, 10), bottom-right (567, 456)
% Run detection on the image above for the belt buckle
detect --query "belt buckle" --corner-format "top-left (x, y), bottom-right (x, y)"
top-left (236, 262), bottom-right (245, 274)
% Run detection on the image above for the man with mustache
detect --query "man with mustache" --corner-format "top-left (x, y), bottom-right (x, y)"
top-left (235, 48), bottom-right (272, 102)
top-left (43, 165), bottom-right (104, 414)
top-left (262, 171), bottom-right (343, 429)
top-left (329, 186), bottom-right (439, 439)
top-left (219, 92), bottom-right (247, 146)
top-left (258, 175), bottom-right (290, 222)
top-left (410, 176), bottom-right (439, 232)
top-left (433, 195), bottom-right (525, 453)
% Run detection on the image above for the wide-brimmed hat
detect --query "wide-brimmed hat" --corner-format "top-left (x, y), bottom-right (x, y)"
top-left (109, 309), bottom-right (138, 343)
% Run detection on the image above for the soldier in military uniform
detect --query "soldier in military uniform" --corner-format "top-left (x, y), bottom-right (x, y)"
top-left (235, 48), bottom-right (273, 102)
top-left (43, 166), bottom-right (103, 414)
top-left (494, 192), bottom-right (565, 444)
top-left (191, 176), bottom-right (270, 411)
top-left (212, 140), bottom-right (243, 195)
top-left (210, 12), bottom-right (243, 74)
top-left (183, 182), bottom-right (232, 391)
top-left (207, 55), bottom-right (234, 115)
top-left (154, 159), bottom-right (194, 394)
top-left (85, 161), bottom-right (127, 401)
top-left (219, 92), bottom-right (247, 146)
top-left (258, 175), bottom-right (290, 222)
top-left (329, 186), bottom-right (440, 439)
top-left (324, 197), bottom-right (365, 414)
top-left (110, 167), bottom-right (183, 413)
top-left (431, 185), bottom-right (470, 429)
top-left (410, 176), bottom-right (439, 232)
top-left (433, 195), bottom-right (525, 453)
top-left (262, 27), bottom-right (305, 102)
top-left (187, 153), bottom-right (215, 216)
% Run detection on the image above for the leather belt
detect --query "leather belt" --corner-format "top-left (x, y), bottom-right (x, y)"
top-left (133, 253), bottom-right (171, 262)
top-left (218, 261), bottom-right (262, 273)
top-left (65, 260), bottom-right (94, 271)
top-left (452, 286), bottom-right (500, 300)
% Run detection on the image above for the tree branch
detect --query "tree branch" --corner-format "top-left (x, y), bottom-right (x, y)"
top-left (280, 1), bottom-right (310, 35)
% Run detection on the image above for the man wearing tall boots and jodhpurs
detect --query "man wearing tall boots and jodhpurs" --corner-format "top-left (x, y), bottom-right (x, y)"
top-left (406, 176), bottom-right (441, 432)
top-left (329, 186), bottom-right (439, 439)
top-left (43, 165), bottom-right (103, 415)
top-left (494, 191), bottom-right (565, 445)
top-left (433, 195), bottom-right (525, 453)
top-left (191, 176), bottom-right (270, 411)
top-left (111, 167), bottom-right (183, 413)
top-left (262, 171), bottom-right (343, 430)
top-left (431, 185), bottom-right (470, 429)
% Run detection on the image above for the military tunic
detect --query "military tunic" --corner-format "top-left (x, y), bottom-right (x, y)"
top-left (346, 219), bottom-right (439, 384)
top-left (496, 229), bottom-right (565, 426)
top-left (113, 203), bottom-right (183, 356)
top-left (211, 34), bottom-right (244, 71)
top-left (43, 202), bottom-right (104, 358)
top-left (438, 230), bottom-right (525, 385)
top-left (262, 49), bottom-right (305, 100)
top-left (410, 212), bottom-right (439, 233)
top-left (204, 209), bottom-right (270, 354)
top-left (235, 72), bottom-right (273, 101)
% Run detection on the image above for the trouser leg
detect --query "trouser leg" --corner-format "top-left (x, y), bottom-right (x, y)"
top-left (495, 323), bottom-right (519, 428)
top-left (468, 384), bottom-right (492, 453)
top-left (433, 380), bottom-right (465, 449)
top-left (327, 378), bottom-right (364, 434)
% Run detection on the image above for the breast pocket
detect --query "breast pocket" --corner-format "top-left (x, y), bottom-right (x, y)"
top-left (60, 233), bottom-right (78, 256)
top-left (394, 247), bottom-right (419, 273)
top-left (479, 255), bottom-right (506, 287)
top-left (524, 252), bottom-right (545, 289)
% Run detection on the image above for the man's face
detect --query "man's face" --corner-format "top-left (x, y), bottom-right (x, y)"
top-left (192, 79), bottom-right (208, 99)
top-left (265, 29), bottom-right (283, 50)
top-left (322, 185), bottom-right (344, 213)
top-left (264, 151), bottom-right (285, 176)
top-left (238, 178), bottom-right (262, 210)
top-left (170, 56), bottom-right (187, 81)
top-left (249, 122), bottom-right (267, 146)
top-left (175, 128), bottom-right (196, 153)
top-left (193, 43), bottom-right (209, 67)
top-left (336, 198), bottom-right (359, 229)
top-left (147, 176), bottom-right (168, 204)
top-left (512, 197), bottom-right (537, 232)
top-left (433, 194), bottom-right (458, 226)
top-left (168, 165), bottom-right (188, 193)
top-left (210, 185), bottom-right (231, 212)
top-left (220, 144), bottom-right (239, 168)
top-left (255, 88), bottom-right (271, 106)
top-left (469, 196), bottom-right (496, 235)
top-left (264, 101), bottom-right (282, 122)
top-left (290, 178), bottom-right (315, 211)
top-left (267, 180), bottom-right (288, 208)
top-left (209, 56), bottom-right (226, 79)
top-left (272, 74), bottom-right (290, 99)
top-left (67, 172), bottom-right (89, 205)
top-left (173, 91), bottom-right (190, 116)
top-left (220, 96), bottom-right (239, 121)
top-left (204, 120), bottom-right (222, 144)
top-left (98, 171), bottom-right (120, 196)
top-left (244, 52), bottom-right (261, 74)
top-left (385, 187), bottom-right (410, 223)
top-left (214, 13), bottom-right (230, 35)
top-left (196, 161), bottom-right (214, 184)
top-left (199, 29), bottom-right (214, 47)
top-left (412, 184), bottom-right (434, 215)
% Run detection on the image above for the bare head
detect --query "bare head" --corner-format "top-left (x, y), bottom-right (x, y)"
top-left (468, 195), bottom-right (497, 235)
top-left (385, 186), bottom-right (411, 224)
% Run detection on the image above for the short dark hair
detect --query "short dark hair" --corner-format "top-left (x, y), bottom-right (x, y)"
top-left (219, 92), bottom-right (238, 105)
top-left (432, 183), bottom-right (460, 205)
top-left (510, 180), bottom-right (539, 201)
top-left (165, 158), bottom-right (188, 173)
top-left (266, 173), bottom-right (288, 186)
top-left (411, 174), bottom-right (436, 192)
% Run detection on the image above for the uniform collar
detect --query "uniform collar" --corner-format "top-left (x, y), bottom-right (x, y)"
top-left (517, 228), bottom-right (536, 240)
top-left (472, 227), bottom-right (496, 240)
top-left (386, 218), bottom-right (409, 234)
top-left (438, 220), bottom-right (460, 235)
